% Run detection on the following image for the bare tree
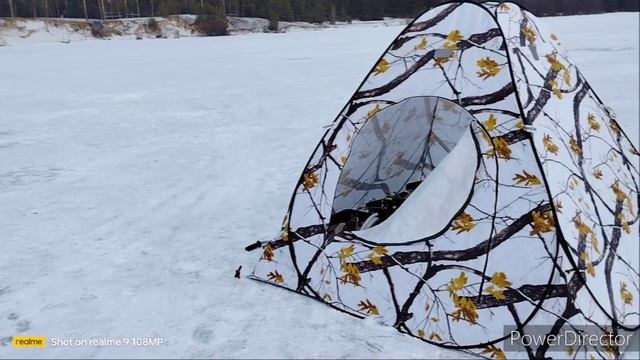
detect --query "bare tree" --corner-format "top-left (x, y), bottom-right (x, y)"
top-left (330, 0), bottom-right (336, 24)
top-left (8, 0), bottom-right (15, 17)
top-left (99, 0), bottom-right (106, 19)
top-left (82, 0), bottom-right (88, 19)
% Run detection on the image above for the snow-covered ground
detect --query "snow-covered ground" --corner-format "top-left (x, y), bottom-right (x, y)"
top-left (0, 12), bottom-right (638, 359)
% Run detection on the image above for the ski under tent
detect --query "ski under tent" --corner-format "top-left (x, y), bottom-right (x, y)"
top-left (249, 1), bottom-right (640, 358)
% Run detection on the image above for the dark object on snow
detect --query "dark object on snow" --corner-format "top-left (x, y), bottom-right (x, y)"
top-left (234, 266), bottom-right (242, 279)
top-left (245, 241), bottom-right (262, 252)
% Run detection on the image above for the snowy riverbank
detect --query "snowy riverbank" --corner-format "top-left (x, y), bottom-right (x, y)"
top-left (0, 15), bottom-right (408, 46)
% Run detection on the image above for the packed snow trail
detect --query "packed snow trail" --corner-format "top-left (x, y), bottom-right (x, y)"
top-left (0, 12), bottom-right (638, 359)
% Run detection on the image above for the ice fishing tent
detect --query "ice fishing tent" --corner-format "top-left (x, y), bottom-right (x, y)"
top-left (250, 1), bottom-right (639, 358)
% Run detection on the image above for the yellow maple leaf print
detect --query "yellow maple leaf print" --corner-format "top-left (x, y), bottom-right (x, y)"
top-left (563, 69), bottom-right (572, 86)
top-left (367, 246), bottom-right (388, 265)
top-left (303, 171), bottom-right (320, 190)
top-left (580, 252), bottom-right (596, 277)
top-left (491, 272), bottom-right (512, 288)
top-left (372, 246), bottom-right (387, 256)
top-left (452, 295), bottom-right (479, 324)
top-left (569, 136), bottom-right (582, 156)
top-left (447, 30), bottom-right (464, 43)
top-left (611, 181), bottom-right (627, 202)
top-left (513, 170), bottom-right (542, 186)
top-left (484, 114), bottom-right (497, 132)
top-left (367, 104), bottom-right (382, 118)
top-left (451, 212), bottom-right (476, 234)
top-left (609, 119), bottom-right (622, 137)
top-left (477, 57), bottom-right (501, 80)
top-left (548, 80), bottom-right (563, 99)
top-left (487, 286), bottom-right (506, 300)
top-left (592, 168), bottom-right (603, 180)
top-left (373, 58), bottom-right (390, 75)
top-left (572, 213), bottom-right (595, 237)
top-left (627, 197), bottom-right (636, 217)
top-left (338, 244), bottom-right (355, 263)
top-left (530, 210), bottom-right (555, 235)
top-left (358, 299), bottom-right (379, 315)
top-left (340, 263), bottom-right (361, 286)
top-left (481, 345), bottom-right (507, 360)
top-left (488, 137), bottom-right (512, 160)
top-left (414, 37), bottom-right (428, 51)
top-left (587, 114), bottom-right (601, 131)
top-left (619, 213), bottom-right (631, 234)
top-left (586, 262), bottom-right (596, 277)
top-left (281, 219), bottom-right (290, 241)
top-left (545, 52), bottom-right (566, 72)
top-left (620, 282), bottom-right (634, 305)
top-left (448, 272), bottom-right (468, 294)
top-left (543, 134), bottom-right (560, 155)
top-left (262, 245), bottom-right (275, 262)
top-left (522, 26), bottom-right (536, 45)
top-left (267, 270), bottom-right (284, 283)
top-left (441, 30), bottom-right (464, 50)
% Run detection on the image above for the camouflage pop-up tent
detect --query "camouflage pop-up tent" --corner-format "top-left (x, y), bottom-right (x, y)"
top-left (250, 1), bottom-right (639, 358)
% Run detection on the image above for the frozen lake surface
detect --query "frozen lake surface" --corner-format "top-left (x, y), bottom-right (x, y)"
top-left (0, 11), bottom-right (638, 359)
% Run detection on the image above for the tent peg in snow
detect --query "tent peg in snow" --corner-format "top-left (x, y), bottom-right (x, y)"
top-left (250, 2), bottom-right (639, 359)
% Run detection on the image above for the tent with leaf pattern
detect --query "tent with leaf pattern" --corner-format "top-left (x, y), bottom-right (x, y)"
top-left (249, 1), bottom-right (639, 358)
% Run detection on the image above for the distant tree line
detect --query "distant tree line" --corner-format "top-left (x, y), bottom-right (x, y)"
top-left (1, 0), bottom-right (638, 20)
